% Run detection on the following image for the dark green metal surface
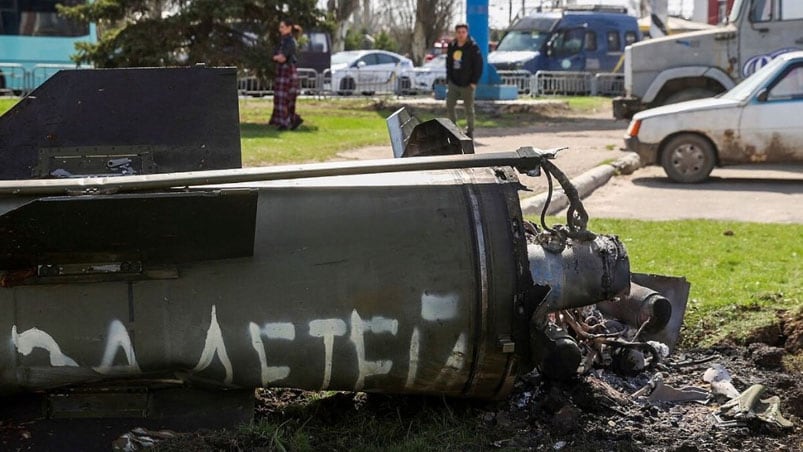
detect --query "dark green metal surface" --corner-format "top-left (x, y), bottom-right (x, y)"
top-left (0, 67), bottom-right (242, 180)
top-left (0, 168), bottom-right (529, 399)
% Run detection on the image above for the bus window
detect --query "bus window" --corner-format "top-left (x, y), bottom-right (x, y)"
top-left (3, 0), bottom-right (88, 37)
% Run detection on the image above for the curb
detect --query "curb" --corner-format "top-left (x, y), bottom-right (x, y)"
top-left (520, 153), bottom-right (642, 217)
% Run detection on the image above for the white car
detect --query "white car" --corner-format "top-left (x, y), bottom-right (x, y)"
top-left (406, 54), bottom-right (447, 92)
top-left (328, 50), bottom-right (414, 95)
top-left (625, 51), bottom-right (803, 183)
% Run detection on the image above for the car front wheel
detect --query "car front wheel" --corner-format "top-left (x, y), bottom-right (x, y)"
top-left (660, 134), bottom-right (716, 183)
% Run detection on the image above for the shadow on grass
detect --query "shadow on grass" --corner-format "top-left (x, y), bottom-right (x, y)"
top-left (155, 390), bottom-right (501, 451)
top-left (240, 122), bottom-right (319, 138)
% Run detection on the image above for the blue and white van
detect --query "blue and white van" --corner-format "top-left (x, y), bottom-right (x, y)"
top-left (488, 8), bottom-right (640, 74)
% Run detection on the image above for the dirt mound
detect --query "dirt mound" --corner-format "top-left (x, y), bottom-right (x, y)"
top-left (741, 309), bottom-right (803, 353)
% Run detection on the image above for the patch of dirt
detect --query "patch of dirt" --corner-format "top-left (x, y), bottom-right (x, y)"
top-left (781, 309), bottom-right (803, 353)
top-left (738, 308), bottom-right (803, 354)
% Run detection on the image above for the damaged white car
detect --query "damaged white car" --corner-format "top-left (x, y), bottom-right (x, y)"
top-left (625, 51), bottom-right (803, 183)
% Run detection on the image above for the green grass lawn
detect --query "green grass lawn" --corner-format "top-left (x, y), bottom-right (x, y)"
top-left (0, 98), bottom-right (16, 114)
top-left (562, 217), bottom-right (802, 347)
top-left (1, 95), bottom-right (611, 166)
top-left (239, 98), bottom-right (393, 165)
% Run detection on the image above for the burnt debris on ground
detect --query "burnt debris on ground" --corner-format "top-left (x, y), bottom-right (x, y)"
top-left (145, 341), bottom-right (802, 451)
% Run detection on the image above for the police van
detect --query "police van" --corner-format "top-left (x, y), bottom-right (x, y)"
top-left (488, 7), bottom-right (640, 74)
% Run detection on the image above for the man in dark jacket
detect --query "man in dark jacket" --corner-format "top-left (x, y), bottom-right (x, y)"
top-left (446, 23), bottom-right (483, 138)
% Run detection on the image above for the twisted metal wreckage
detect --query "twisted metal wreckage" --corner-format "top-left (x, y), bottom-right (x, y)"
top-left (0, 68), bottom-right (689, 418)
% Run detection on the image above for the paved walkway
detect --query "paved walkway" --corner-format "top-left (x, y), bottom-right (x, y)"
top-left (336, 114), bottom-right (630, 198)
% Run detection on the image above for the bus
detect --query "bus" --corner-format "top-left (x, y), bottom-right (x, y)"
top-left (0, 0), bottom-right (96, 94)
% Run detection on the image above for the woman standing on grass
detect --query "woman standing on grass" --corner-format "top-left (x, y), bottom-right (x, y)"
top-left (269, 19), bottom-right (303, 130)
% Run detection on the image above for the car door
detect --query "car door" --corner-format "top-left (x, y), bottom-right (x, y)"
top-left (737, 60), bottom-right (803, 163)
top-left (375, 53), bottom-right (400, 90)
top-left (354, 53), bottom-right (379, 89)
top-left (547, 27), bottom-right (587, 71)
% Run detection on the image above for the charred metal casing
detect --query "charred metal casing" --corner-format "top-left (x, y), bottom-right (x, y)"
top-left (0, 167), bottom-right (533, 400)
top-left (0, 67), bottom-right (241, 180)
top-left (386, 107), bottom-right (474, 158)
top-left (527, 236), bottom-right (631, 317)
top-left (596, 282), bottom-right (672, 334)
top-left (525, 234), bottom-right (631, 378)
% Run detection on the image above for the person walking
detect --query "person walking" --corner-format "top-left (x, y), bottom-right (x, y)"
top-left (269, 19), bottom-right (303, 131)
top-left (446, 23), bottom-right (483, 138)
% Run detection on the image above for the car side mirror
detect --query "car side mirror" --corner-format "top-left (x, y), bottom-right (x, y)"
top-left (356, 61), bottom-right (366, 68)
top-left (756, 88), bottom-right (769, 102)
top-left (545, 39), bottom-right (555, 57)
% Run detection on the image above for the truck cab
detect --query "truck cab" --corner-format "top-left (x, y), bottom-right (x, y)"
top-left (613, 0), bottom-right (803, 119)
top-left (488, 7), bottom-right (640, 74)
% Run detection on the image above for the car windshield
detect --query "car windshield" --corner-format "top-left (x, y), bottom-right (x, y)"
top-left (496, 30), bottom-right (549, 52)
top-left (722, 56), bottom-right (788, 101)
top-left (332, 52), bottom-right (359, 65)
top-left (728, 0), bottom-right (745, 23)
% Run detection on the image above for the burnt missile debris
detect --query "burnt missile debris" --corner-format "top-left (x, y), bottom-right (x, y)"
top-left (0, 68), bottom-right (688, 410)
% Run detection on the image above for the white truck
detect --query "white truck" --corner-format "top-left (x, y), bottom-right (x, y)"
top-left (613, 0), bottom-right (803, 119)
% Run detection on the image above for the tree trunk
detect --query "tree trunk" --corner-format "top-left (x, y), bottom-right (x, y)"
top-left (411, 5), bottom-right (427, 65)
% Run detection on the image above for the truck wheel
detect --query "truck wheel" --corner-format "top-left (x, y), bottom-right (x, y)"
top-left (660, 134), bottom-right (716, 183)
top-left (664, 88), bottom-right (715, 105)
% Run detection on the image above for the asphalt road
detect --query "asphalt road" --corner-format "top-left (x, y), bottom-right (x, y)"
top-left (337, 113), bottom-right (630, 198)
top-left (577, 163), bottom-right (803, 224)
top-left (339, 112), bottom-right (803, 224)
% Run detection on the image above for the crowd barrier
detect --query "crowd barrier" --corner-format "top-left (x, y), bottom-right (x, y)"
top-left (0, 63), bottom-right (83, 94)
top-left (531, 71), bottom-right (625, 97)
top-left (0, 63), bottom-right (625, 99)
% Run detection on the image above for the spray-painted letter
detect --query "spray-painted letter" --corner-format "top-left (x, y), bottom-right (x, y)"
top-left (93, 320), bottom-right (141, 375)
top-left (249, 322), bottom-right (296, 385)
top-left (12, 325), bottom-right (78, 367)
top-left (192, 305), bottom-right (234, 384)
top-left (350, 310), bottom-right (398, 391)
top-left (308, 319), bottom-right (347, 390)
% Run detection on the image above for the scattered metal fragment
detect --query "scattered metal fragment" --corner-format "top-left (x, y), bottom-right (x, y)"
top-left (672, 355), bottom-right (718, 368)
top-left (719, 384), bottom-right (794, 429)
top-left (703, 364), bottom-right (740, 400)
top-left (112, 427), bottom-right (177, 451)
top-left (632, 373), bottom-right (709, 403)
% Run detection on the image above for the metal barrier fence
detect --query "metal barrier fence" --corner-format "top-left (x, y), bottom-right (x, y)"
top-left (324, 68), bottom-right (413, 96)
top-left (592, 73), bottom-right (625, 96)
top-left (30, 64), bottom-right (78, 91)
top-left (0, 63), bottom-right (85, 95)
top-left (238, 68), bottom-right (416, 98)
top-left (531, 71), bottom-right (625, 97)
top-left (237, 68), bottom-right (323, 97)
top-left (532, 71), bottom-right (594, 96)
top-left (497, 70), bottom-right (533, 94)
top-left (1, 63), bottom-right (625, 99)
top-left (0, 63), bottom-right (27, 94)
